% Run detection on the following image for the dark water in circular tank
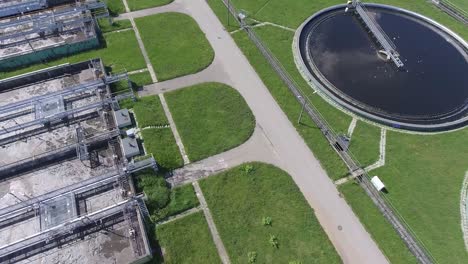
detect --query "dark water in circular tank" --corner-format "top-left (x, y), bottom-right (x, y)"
top-left (301, 7), bottom-right (468, 129)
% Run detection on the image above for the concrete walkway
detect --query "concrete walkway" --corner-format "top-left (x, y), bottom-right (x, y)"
top-left (193, 181), bottom-right (231, 264)
top-left (159, 94), bottom-right (190, 164)
top-left (155, 206), bottom-right (201, 226)
top-left (168, 126), bottom-right (279, 187)
top-left (123, 2), bottom-right (191, 166)
top-left (119, 1), bottom-right (388, 263)
top-left (139, 59), bottom-right (229, 96)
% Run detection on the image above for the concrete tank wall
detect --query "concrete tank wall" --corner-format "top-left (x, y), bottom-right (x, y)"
top-left (0, 36), bottom-right (100, 71)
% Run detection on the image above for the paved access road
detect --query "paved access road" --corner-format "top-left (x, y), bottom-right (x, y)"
top-left (119, 1), bottom-right (389, 263)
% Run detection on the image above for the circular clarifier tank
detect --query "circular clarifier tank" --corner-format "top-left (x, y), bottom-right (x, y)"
top-left (295, 4), bottom-right (468, 132)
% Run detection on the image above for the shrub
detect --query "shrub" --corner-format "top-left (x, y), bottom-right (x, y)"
top-left (138, 174), bottom-right (170, 212)
top-left (269, 234), bottom-right (279, 249)
top-left (243, 164), bottom-right (254, 174)
top-left (262, 216), bottom-right (272, 226)
top-left (248, 251), bottom-right (257, 263)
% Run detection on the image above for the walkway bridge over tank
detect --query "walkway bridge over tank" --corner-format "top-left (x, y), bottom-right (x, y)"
top-left (346, 0), bottom-right (404, 68)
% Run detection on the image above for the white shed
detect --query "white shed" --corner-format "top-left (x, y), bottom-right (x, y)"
top-left (371, 176), bottom-right (386, 192)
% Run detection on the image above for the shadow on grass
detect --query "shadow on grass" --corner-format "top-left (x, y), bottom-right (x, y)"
top-left (145, 221), bottom-right (165, 264)
top-left (298, 121), bottom-right (319, 129)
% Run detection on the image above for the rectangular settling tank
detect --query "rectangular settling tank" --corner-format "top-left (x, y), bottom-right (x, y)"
top-left (0, 7), bottom-right (100, 70)
top-left (0, 0), bottom-right (48, 18)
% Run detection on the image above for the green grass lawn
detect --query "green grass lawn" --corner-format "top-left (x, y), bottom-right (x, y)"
top-left (155, 212), bottom-right (221, 264)
top-left (141, 128), bottom-right (184, 171)
top-left (110, 71), bottom-right (152, 94)
top-left (348, 121), bottom-right (381, 168)
top-left (216, 0), bottom-right (342, 29)
top-left (98, 19), bottom-right (132, 33)
top-left (127, 0), bottom-right (173, 11)
top-left (371, 129), bottom-right (468, 263)
top-left (129, 71), bottom-right (153, 91)
top-left (200, 163), bottom-right (341, 263)
top-left (0, 30), bottom-right (146, 80)
top-left (165, 83), bottom-right (255, 162)
top-left (135, 13), bottom-right (214, 81)
top-left (132, 96), bottom-right (168, 128)
top-left (103, 0), bottom-right (126, 16)
top-left (339, 182), bottom-right (417, 264)
top-left (446, 0), bottom-right (468, 12)
top-left (137, 171), bottom-right (171, 214)
top-left (136, 170), bottom-right (199, 222)
top-left (216, 0), bottom-right (467, 40)
top-left (159, 183), bottom-right (200, 220)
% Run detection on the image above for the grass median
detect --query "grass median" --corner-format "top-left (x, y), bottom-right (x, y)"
top-left (200, 162), bottom-right (341, 263)
top-left (165, 82), bottom-right (255, 162)
top-left (135, 12), bottom-right (214, 81)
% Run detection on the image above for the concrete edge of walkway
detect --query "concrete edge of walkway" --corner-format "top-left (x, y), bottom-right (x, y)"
top-left (193, 181), bottom-right (231, 264)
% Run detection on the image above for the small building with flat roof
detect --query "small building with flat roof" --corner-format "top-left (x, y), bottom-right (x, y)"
top-left (121, 137), bottom-right (141, 159)
top-left (114, 109), bottom-right (132, 128)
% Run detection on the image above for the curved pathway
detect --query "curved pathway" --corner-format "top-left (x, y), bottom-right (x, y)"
top-left (118, 1), bottom-right (388, 263)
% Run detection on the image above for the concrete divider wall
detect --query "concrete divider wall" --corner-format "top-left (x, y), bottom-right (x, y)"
top-left (0, 36), bottom-right (100, 72)
top-left (0, 58), bottom-right (102, 91)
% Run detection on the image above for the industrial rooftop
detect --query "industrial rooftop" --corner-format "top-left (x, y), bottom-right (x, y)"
top-left (0, 59), bottom-right (155, 264)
